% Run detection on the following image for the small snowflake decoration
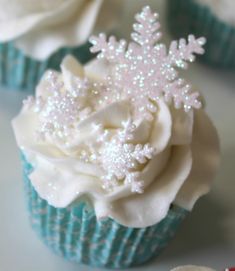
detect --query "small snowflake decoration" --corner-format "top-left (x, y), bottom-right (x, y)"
top-left (32, 71), bottom-right (91, 142)
top-left (100, 138), bottom-right (155, 193)
top-left (90, 6), bottom-right (205, 121)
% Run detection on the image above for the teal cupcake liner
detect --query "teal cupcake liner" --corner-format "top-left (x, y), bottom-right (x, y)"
top-left (167, 0), bottom-right (235, 68)
top-left (0, 41), bottom-right (94, 92)
top-left (21, 153), bottom-right (188, 269)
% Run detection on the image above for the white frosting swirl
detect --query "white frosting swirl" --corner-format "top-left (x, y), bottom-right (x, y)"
top-left (0, 0), bottom-right (122, 59)
top-left (196, 0), bottom-right (235, 25)
top-left (12, 56), bottom-right (220, 228)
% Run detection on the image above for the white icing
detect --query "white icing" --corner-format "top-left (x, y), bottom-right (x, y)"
top-left (174, 109), bottom-right (220, 209)
top-left (171, 266), bottom-right (216, 271)
top-left (0, 0), bottom-right (123, 59)
top-left (196, 0), bottom-right (235, 25)
top-left (12, 57), bottom-right (220, 228)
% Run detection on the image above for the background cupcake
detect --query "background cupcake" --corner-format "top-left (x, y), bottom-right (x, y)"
top-left (0, 0), bottom-right (122, 91)
top-left (171, 266), bottom-right (216, 271)
top-left (12, 6), bottom-right (220, 269)
top-left (167, 0), bottom-right (235, 68)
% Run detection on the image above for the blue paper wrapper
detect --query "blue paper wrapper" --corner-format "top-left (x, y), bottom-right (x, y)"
top-left (167, 0), bottom-right (235, 68)
top-left (22, 153), bottom-right (188, 269)
top-left (0, 41), bottom-right (94, 92)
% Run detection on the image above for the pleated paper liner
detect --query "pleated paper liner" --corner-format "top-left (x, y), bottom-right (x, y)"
top-left (167, 0), bottom-right (235, 69)
top-left (21, 153), bottom-right (188, 269)
top-left (0, 41), bottom-right (93, 92)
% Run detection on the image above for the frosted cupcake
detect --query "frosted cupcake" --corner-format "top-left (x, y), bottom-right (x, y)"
top-left (12, 6), bottom-right (220, 269)
top-left (167, 0), bottom-right (235, 68)
top-left (171, 267), bottom-right (216, 271)
top-left (0, 0), bottom-right (122, 91)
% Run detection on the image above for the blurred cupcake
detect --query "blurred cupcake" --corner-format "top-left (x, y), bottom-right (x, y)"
top-left (0, 0), bottom-right (122, 91)
top-left (12, 6), bottom-right (220, 269)
top-left (167, 0), bottom-right (235, 68)
top-left (171, 266), bottom-right (216, 271)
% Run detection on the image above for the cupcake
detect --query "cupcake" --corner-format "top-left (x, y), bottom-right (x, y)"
top-left (171, 266), bottom-right (216, 271)
top-left (167, 0), bottom-right (235, 68)
top-left (12, 6), bottom-right (220, 269)
top-left (0, 0), bottom-right (122, 91)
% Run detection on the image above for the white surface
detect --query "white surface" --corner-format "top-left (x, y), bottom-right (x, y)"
top-left (0, 1), bottom-right (235, 270)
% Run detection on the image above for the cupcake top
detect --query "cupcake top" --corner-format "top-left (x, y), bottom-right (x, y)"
top-left (12, 6), bottom-right (220, 228)
top-left (196, 0), bottom-right (235, 25)
top-left (0, 0), bottom-right (122, 60)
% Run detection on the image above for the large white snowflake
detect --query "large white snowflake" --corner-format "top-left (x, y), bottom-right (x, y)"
top-left (90, 6), bottom-right (205, 121)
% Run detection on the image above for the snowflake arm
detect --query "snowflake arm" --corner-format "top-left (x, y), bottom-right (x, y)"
top-left (131, 144), bottom-right (156, 163)
top-left (131, 6), bottom-right (162, 47)
top-left (168, 35), bottom-right (206, 69)
top-left (118, 120), bottom-right (136, 143)
top-left (164, 79), bottom-right (202, 111)
top-left (125, 173), bottom-right (144, 194)
top-left (89, 33), bottom-right (127, 63)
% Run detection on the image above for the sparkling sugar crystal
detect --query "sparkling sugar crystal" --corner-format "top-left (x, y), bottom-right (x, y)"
top-left (90, 6), bottom-right (205, 120)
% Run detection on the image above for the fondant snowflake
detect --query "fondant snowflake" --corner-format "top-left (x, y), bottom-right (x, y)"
top-left (100, 138), bottom-right (155, 193)
top-left (90, 6), bottom-right (205, 121)
top-left (33, 71), bottom-right (91, 142)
